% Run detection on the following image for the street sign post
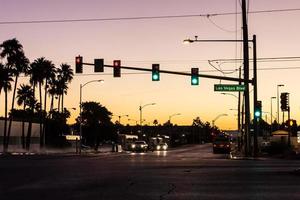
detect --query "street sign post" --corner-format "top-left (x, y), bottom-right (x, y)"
top-left (214, 84), bottom-right (245, 92)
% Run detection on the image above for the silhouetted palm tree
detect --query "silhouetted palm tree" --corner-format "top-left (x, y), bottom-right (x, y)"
top-left (28, 60), bottom-right (43, 148)
top-left (16, 84), bottom-right (34, 148)
top-left (0, 38), bottom-right (29, 148)
top-left (0, 64), bottom-right (13, 151)
top-left (57, 64), bottom-right (73, 112)
top-left (42, 60), bottom-right (55, 113)
top-left (48, 75), bottom-right (59, 116)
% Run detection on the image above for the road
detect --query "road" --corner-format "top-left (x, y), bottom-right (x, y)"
top-left (1, 144), bottom-right (300, 200)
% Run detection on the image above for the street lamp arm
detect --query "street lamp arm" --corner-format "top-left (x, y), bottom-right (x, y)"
top-left (212, 114), bottom-right (228, 126)
top-left (184, 37), bottom-right (253, 43)
top-left (81, 79), bottom-right (104, 88)
top-left (169, 113), bottom-right (181, 121)
top-left (221, 93), bottom-right (238, 99)
top-left (141, 103), bottom-right (156, 109)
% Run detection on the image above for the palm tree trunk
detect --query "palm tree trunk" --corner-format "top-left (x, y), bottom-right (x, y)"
top-left (44, 79), bottom-right (47, 112)
top-left (39, 82), bottom-right (43, 147)
top-left (26, 83), bottom-right (35, 150)
top-left (61, 92), bottom-right (64, 113)
top-left (57, 95), bottom-right (61, 112)
top-left (43, 79), bottom-right (48, 146)
top-left (50, 95), bottom-right (54, 112)
top-left (6, 75), bottom-right (18, 149)
top-left (22, 104), bottom-right (26, 149)
top-left (3, 90), bottom-right (8, 152)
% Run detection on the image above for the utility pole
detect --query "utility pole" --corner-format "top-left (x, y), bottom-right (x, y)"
top-left (253, 35), bottom-right (258, 157)
top-left (242, 0), bottom-right (251, 156)
top-left (238, 67), bottom-right (241, 151)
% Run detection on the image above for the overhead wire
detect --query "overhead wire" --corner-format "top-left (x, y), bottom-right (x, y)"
top-left (1, 8), bottom-right (300, 25)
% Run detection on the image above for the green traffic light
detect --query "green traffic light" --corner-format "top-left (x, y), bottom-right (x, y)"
top-left (152, 73), bottom-right (159, 81)
top-left (254, 110), bottom-right (261, 118)
top-left (191, 77), bottom-right (199, 85)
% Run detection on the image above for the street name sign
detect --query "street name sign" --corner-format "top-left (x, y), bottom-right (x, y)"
top-left (214, 84), bottom-right (245, 92)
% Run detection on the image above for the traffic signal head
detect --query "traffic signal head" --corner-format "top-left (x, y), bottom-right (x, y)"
top-left (152, 64), bottom-right (160, 81)
top-left (75, 56), bottom-right (83, 73)
top-left (94, 59), bottom-right (104, 72)
top-left (280, 92), bottom-right (289, 111)
top-left (113, 60), bottom-right (121, 77)
top-left (191, 68), bottom-right (199, 85)
top-left (254, 100), bottom-right (262, 119)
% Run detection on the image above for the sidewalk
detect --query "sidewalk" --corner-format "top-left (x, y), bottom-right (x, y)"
top-left (0, 144), bottom-right (117, 156)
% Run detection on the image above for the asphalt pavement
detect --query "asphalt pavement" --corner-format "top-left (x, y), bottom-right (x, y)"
top-left (1, 144), bottom-right (300, 200)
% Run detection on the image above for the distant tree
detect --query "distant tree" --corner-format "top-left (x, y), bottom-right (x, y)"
top-left (192, 117), bottom-right (205, 127)
top-left (163, 120), bottom-right (173, 127)
top-left (81, 101), bottom-right (112, 150)
top-left (153, 119), bottom-right (158, 126)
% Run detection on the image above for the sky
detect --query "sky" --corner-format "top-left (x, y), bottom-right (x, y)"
top-left (1, 0), bottom-right (300, 130)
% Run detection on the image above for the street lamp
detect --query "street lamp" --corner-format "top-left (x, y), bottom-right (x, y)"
top-left (139, 103), bottom-right (156, 134)
top-left (79, 79), bottom-right (104, 154)
top-left (277, 84), bottom-right (284, 125)
top-left (169, 113), bottom-right (181, 124)
top-left (212, 114), bottom-right (228, 127)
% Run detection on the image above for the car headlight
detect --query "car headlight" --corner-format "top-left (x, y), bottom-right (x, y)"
top-left (131, 144), bottom-right (136, 148)
top-left (163, 145), bottom-right (167, 150)
top-left (156, 146), bottom-right (161, 150)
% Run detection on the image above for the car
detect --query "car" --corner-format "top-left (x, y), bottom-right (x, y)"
top-left (260, 141), bottom-right (271, 153)
top-left (155, 142), bottom-right (168, 151)
top-left (131, 141), bottom-right (148, 152)
top-left (213, 136), bottom-right (231, 154)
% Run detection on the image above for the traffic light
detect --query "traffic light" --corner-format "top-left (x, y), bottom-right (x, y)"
top-left (94, 59), bottom-right (104, 72)
top-left (75, 56), bottom-right (83, 73)
top-left (254, 100), bottom-right (262, 119)
top-left (280, 92), bottom-right (289, 111)
top-left (152, 64), bottom-right (160, 81)
top-left (191, 68), bottom-right (199, 85)
top-left (113, 60), bottom-right (121, 77)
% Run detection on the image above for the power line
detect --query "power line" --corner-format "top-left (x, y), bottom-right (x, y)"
top-left (72, 66), bottom-right (300, 76)
top-left (1, 8), bottom-right (300, 25)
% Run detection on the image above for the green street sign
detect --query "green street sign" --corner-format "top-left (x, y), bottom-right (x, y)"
top-left (214, 84), bottom-right (245, 92)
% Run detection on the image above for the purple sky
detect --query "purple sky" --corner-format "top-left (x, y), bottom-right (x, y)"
top-left (1, 0), bottom-right (300, 129)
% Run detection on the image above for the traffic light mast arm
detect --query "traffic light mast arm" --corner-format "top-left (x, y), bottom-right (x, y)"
top-left (82, 62), bottom-right (251, 83)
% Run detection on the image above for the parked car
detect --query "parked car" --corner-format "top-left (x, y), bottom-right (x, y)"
top-left (131, 141), bottom-right (148, 152)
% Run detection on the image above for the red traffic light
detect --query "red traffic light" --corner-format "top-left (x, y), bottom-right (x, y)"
top-left (75, 56), bottom-right (83, 73)
top-left (113, 60), bottom-right (121, 77)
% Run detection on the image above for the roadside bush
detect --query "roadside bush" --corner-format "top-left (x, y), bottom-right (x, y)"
top-left (268, 141), bottom-right (290, 155)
